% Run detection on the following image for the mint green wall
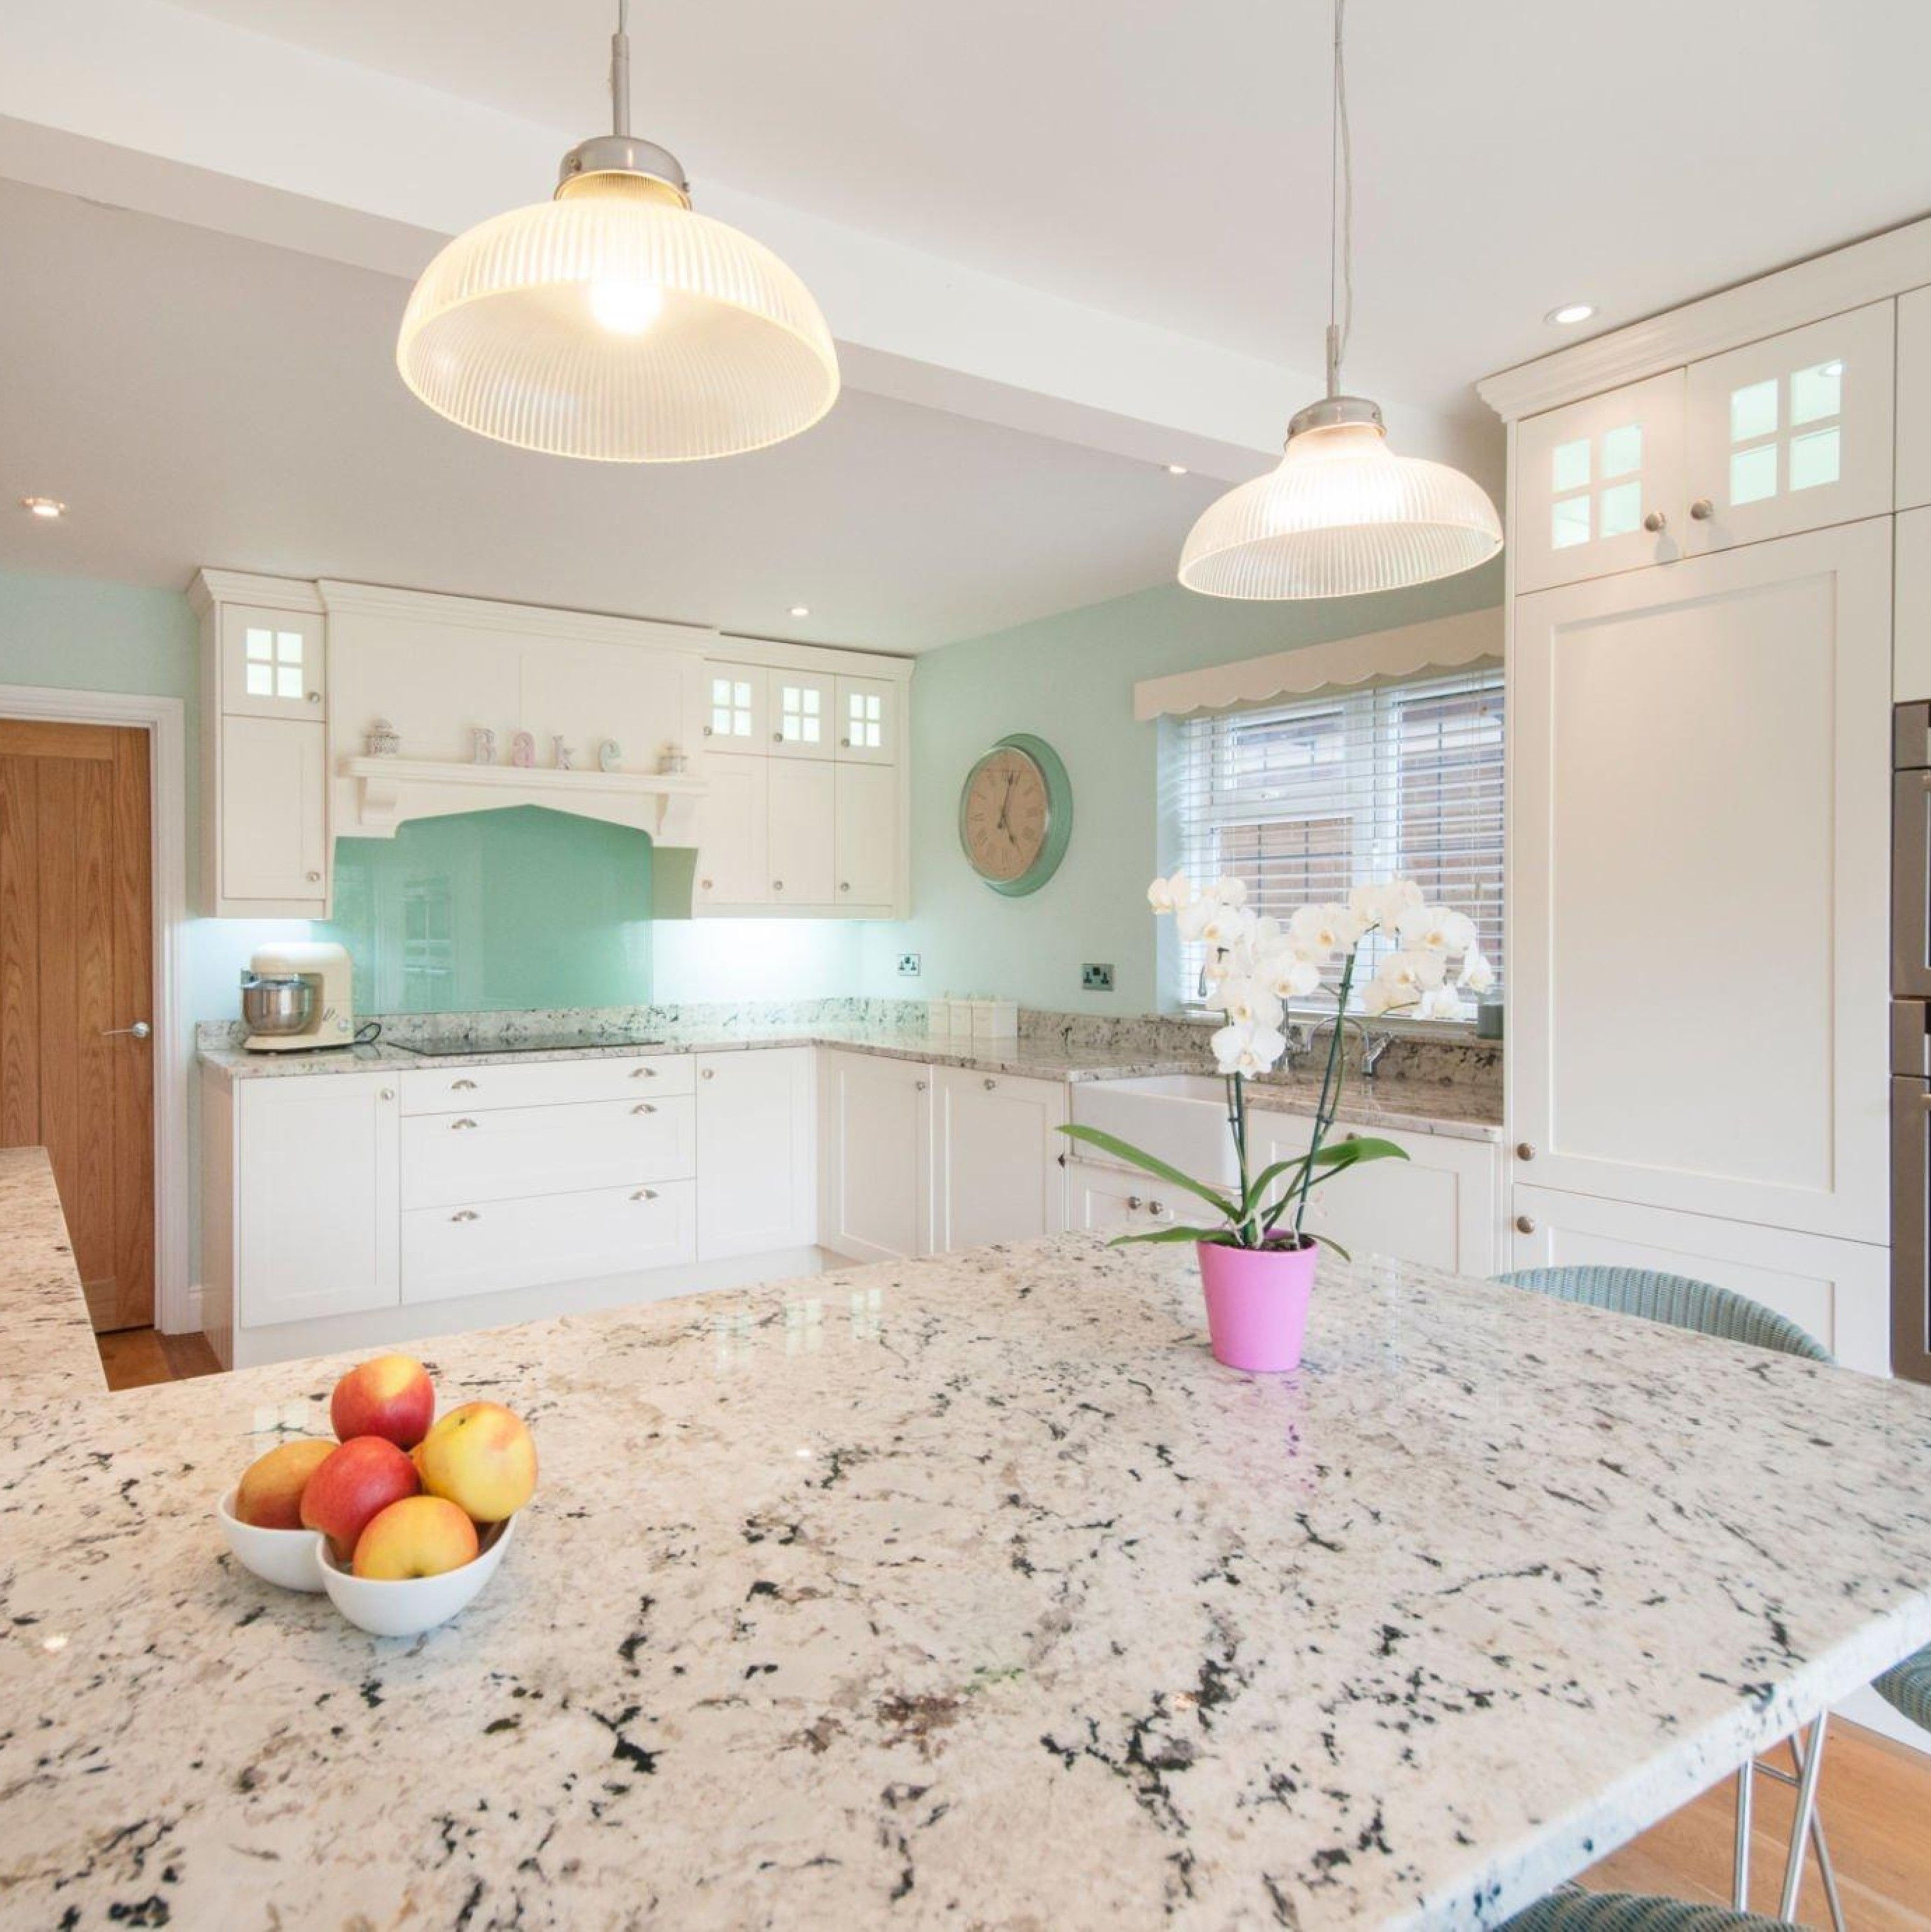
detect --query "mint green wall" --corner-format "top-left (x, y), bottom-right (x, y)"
top-left (861, 563), bottom-right (1506, 1013)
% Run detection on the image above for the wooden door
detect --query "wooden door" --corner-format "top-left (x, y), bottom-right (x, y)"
top-left (1511, 520), bottom-right (1892, 1243)
top-left (0, 719), bottom-right (154, 1330)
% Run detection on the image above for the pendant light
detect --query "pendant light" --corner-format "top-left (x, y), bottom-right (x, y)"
top-left (396, 2), bottom-right (839, 463)
top-left (1179, 0), bottom-right (1501, 599)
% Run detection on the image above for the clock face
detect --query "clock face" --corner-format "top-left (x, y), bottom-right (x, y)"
top-left (959, 736), bottom-right (1070, 894)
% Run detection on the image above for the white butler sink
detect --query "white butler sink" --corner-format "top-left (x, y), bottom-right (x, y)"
top-left (1070, 1074), bottom-right (1240, 1188)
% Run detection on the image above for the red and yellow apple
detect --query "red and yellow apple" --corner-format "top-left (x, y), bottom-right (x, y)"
top-left (300, 1436), bottom-right (420, 1559)
top-left (330, 1354), bottom-right (435, 1449)
top-left (234, 1438), bottom-right (336, 1530)
top-left (351, 1494), bottom-right (479, 1580)
top-left (416, 1402), bottom-right (537, 1523)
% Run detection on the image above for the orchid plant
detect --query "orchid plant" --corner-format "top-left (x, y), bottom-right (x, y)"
top-left (1061, 874), bottom-right (1494, 1253)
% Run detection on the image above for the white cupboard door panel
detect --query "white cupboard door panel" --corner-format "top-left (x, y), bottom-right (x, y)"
top-left (695, 1048), bottom-right (815, 1260)
top-left (237, 1074), bottom-right (399, 1325)
top-left (704, 663), bottom-right (768, 749)
top-left (221, 604), bottom-right (325, 721)
top-left (819, 1050), bottom-right (932, 1262)
top-left (399, 1053), bottom-right (693, 1115)
top-left (695, 753), bottom-right (768, 908)
top-left (401, 1097), bottom-right (696, 1208)
top-left (1246, 1111), bottom-right (1499, 1276)
top-left (1512, 522), bottom-right (1892, 1240)
top-left (1068, 1161), bottom-right (1181, 1236)
top-left (1898, 506), bottom-right (1931, 703)
top-left (1514, 371), bottom-right (1685, 593)
top-left (1506, 1185), bottom-right (1888, 1375)
top-left (835, 763), bottom-right (896, 910)
top-left (1683, 300), bottom-right (1895, 553)
top-left (768, 760), bottom-right (835, 906)
top-left (402, 1181), bottom-right (695, 1304)
top-left (835, 675), bottom-right (898, 765)
top-left (933, 1069), bottom-right (1068, 1252)
top-left (221, 715), bottom-right (327, 905)
top-left (769, 668), bottom-right (835, 761)
top-left (1899, 285), bottom-right (1931, 512)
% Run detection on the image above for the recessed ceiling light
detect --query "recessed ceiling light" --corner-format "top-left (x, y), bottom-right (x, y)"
top-left (1545, 303), bottom-right (1596, 327)
top-left (788, 605), bottom-right (810, 618)
top-left (1165, 463), bottom-right (1190, 476)
top-left (20, 495), bottom-right (66, 519)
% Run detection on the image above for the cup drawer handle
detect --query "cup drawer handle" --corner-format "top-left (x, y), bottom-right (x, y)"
top-left (451, 1117), bottom-right (479, 1130)
top-left (450, 1209), bottom-right (480, 1223)
top-left (632, 1102), bottom-right (656, 1115)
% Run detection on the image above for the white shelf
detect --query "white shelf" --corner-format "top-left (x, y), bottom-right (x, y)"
top-left (337, 756), bottom-right (705, 843)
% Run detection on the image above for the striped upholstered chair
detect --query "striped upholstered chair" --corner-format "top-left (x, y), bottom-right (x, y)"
top-left (1501, 1894), bottom-right (1795, 1932)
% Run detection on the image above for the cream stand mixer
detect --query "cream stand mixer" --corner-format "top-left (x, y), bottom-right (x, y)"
top-left (239, 940), bottom-right (356, 1052)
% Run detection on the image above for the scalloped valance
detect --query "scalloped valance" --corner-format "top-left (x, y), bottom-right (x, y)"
top-left (1133, 607), bottom-right (1503, 721)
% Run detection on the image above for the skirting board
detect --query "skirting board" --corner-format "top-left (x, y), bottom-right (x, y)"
top-left (168, 1285), bottom-right (204, 1337)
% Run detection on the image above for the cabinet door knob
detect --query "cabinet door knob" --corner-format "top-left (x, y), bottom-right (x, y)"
top-left (1642, 510), bottom-right (1667, 533)
top-left (700, 1067), bottom-right (715, 1080)
top-left (1126, 1194), bottom-right (1143, 1211)
top-left (1148, 1200), bottom-right (1167, 1218)
top-left (632, 1188), bottom-right (658, 1201)
top-left (772, 731), bottom-right (784, 742)
top-left (1690, 497), bottom-right (1715, 520)
top-left (1515, 1141), bottom-right (1536, 1162)
top-left (630, 1065), bottom-right (656, 1078)
top-left (379, 1088), bottom-right (395, 1101)
top-left (840, 881), bottom-right (850, 892)
top-left (632, 1101), bottom-right (656, 1115)
top-left (451, 1117), bottom-right (478, 1130)
top-left (450, 1209), bottom-right (479, 1223)
top-left (914, 1079), bottom-right (927, 1091)
top-left (452, 1078), bottom-right (479, 1091)
top-left (1515, 1213), bottom-right (1537, 1234)
top-left (306, 691), bottom-right (322, 705)
top-left (702, 725), bottom-right (714, 737)
top-left (700, 878), bottom-right (714, 891)
top-left (306, 870), bottom-right (322, 882)
top-left (772, 880), bottom-right (784, 891)
top-left (841, 735), bottom-right (851, 747)
top-left (983, 1077), bottom-right (997, 1090)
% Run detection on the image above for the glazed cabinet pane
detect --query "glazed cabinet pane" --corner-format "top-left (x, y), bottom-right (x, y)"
top-left (221, 604), bottom-right (325, 721)
top-left (835, 676), bottom-right (898, 765)
top-left (768, 669), bottom-right (835, 760)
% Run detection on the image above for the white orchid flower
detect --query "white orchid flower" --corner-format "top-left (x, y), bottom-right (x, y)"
top-left (1458, 948), bottom-right (1494, 993)
top-left (1146, 868), bottom-right (1191, 914)
top-left (1195, 903), bottom-right (1257, 952)
top-left (1377, 949), bottom-right (1448, 994)
top-left (1252, 915), bottom-right (1283, 952)
top-left (1349, 879), bottom-right (1423, 933)
top-left (1289, 903), bottom-right (1364, 956)
top-left (1211, 875), bottom-right (1250, 909)
top-left (1201, 949), bottom-right (1234, 985)
top-left (1211, 1020), bottom-right (1289, 1077)
top-left (1217, 980), bottom-right (1284, 1031)
top-left (1261, 950), bottom-right (1322, 1000)
top-left (1415, 986), bottom-right (1469, 1022)
top-left (1359, 976), bottom-right (1415, 1018)
top-left (1396, 904), bottom-right (1478, 955)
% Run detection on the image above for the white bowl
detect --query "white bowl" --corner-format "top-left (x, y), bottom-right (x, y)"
top-left (318, 1513), bottom-right (516, 1637)
top-left (216, 1487), bottom-right (327, 1593)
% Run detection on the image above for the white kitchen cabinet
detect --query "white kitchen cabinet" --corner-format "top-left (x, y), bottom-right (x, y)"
top-left (835, 763), bottom-right (896, 909)
top-left (403, 1180), bottom-right (695, 1304)
top-left (235, 1072), bottom-right (399, 1327)
top-left (696, 1048), bottom-right (816, 1260)
top-left (1512, 521), bottom-right (1891, 1243)
top-left (768, 760), bottom-right (835, 905)
top-left (1514, 372), bottom-right (1685, 593)
top-left (1681, 300), bottom-right (1894, 555)
top-left (704, 662), bottom-right (768, 749)
top-left (1899, 285), bottom-right (1931, 512)
top-left (220, 603), bottom-right (325, 721)
top-left (1246, 1109), bottom-right (1501, 1276)
top-left (1506, 1183), bottom-right (1889, 1374)
top-left (218, 714), bottom-right (328, 905)
top-left (770, 668), bottom-right (835, 759)
top-left (1068, 1160), bottom-right (1182, 1236)
top-left (401, 1096), bottom-right (695, 1208)
top-left (399, 1052), bottom-right (693, 1115)
top-left (819, 1050), bottom-right (933, 1262)
top-left (933, 1069), bottom-right (1068, 1252)
top-left (835, 675), bottom-right (898, 764)
top-left (1899, 505), bottom-right (1931, 702)
top-left (695, 752), bottom-right (769, 908)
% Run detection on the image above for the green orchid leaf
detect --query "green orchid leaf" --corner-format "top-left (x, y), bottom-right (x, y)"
top-left (1056, 1124), bottom-right (1238, 1218)
top-left (1239, 1153), bottom-right (1315, 1215)
top-left (1309, 1230), bottom-right (1353, 1260)
top-left (1106, 1223), bottom-right (1234, 1248)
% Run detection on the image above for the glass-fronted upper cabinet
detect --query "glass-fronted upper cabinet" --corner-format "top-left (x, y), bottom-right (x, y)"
top-left (1683, 299), bottom-right (1894, 553)
top-left (770, 668), bottom-right (835, 759)
top-left (1515, 371), bottom-right (1685, 593)
top-left (835, 675), bottom-right (898, 765)
top-left (220, 604), bottom-right (325, 721)
top-left (703, 663), bottom-right (768, 746)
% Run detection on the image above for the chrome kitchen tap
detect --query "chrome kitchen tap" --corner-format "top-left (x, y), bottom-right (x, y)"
top-left (1307, 1013), bottom-right (1393, 1082)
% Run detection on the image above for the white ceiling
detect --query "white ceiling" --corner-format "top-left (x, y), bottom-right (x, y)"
top-left (0, 179), bottom-right (1223, 650)
top-left (168, 0), bottom-right (1931, 413)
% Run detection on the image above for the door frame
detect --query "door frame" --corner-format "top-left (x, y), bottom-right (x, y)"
top-left (0, 685), bottom-right (190, 1332)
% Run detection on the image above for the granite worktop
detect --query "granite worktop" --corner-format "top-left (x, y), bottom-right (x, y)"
top-left (0, 1147), bottom-right (106, 1408)
top-left (197, 1018), bottom-right (1503, 1143)
top-left (3, 1232), bottom-right (1930, 1927)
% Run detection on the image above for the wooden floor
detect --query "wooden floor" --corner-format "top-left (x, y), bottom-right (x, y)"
top-left (96, 1324), bottom-right (222, 1390)
top-left (93, 1329), bottom-right (1928, 1923)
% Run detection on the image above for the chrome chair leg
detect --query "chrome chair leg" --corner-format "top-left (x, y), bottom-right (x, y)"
top-left (1732, 1758), bottom-right (1753, 1910)
top-left (1779, 1712), bottom-right (1830, 1922)
top-left (1788, 1726), bottom-right (1846, 1932)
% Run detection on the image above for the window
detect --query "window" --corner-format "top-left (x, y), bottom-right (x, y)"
top-left (1169, 666), bottom-right (1504, 1012)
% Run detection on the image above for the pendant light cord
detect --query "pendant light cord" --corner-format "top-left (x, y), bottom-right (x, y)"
top-left (1324, 0), bottom-right (1354, 397)
top-left (611, 0), bottom-right (632, 138)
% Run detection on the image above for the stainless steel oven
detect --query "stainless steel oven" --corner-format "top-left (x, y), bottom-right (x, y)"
top-left (1895, 703), bottom-right (1931, 1383)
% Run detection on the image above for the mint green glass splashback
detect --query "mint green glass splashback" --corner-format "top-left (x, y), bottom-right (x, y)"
top-left (318, 807), bottom-right (653, 1013)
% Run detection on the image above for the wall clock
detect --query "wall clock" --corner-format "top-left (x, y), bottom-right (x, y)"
top-left (959, 733), bottom-right (1073, 896)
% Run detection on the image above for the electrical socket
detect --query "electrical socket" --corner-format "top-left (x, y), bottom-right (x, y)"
top-left (1081, 962), bottom-right (1115, 992)
top-left (897, 952), bottom-right (922, 977)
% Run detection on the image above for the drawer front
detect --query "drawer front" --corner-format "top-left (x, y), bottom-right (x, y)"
top-left (402, 1097), bottom-right (696, 1207)
top-left (402, 1180), bottom-right (696, 1304)
top-left (399, 1052), bottom-right (693, 1115)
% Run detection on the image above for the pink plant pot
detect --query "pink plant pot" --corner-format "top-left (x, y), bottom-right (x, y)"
top-left (1197, 1239), bottom-right (1319, 1372)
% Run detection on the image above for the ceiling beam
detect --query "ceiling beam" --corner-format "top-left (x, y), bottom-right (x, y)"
top-left (0, 0), bottom-right (1499, 493)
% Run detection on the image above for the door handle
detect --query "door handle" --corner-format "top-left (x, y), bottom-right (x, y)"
top-left (102, 1021), bottom-right (151, 1040)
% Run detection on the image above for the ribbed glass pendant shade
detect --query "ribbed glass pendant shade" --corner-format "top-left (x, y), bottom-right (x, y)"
top-left (1179, 420), bottom-right (1503, 600)
top-left (397, 174), bottom-right (840, 463)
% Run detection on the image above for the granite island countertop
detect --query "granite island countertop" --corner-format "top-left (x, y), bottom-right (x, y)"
top-left (3, 1230), bottom-right (1930, 1928)
top-left (198, 1022), bottom-right (1504, 1142)
top-left (0, 1147), bottom-right (106, 1407)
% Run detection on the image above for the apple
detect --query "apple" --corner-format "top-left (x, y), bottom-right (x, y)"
top-left (330, 1354), bottom-right (435, 1449)
top-left (234, 1438), bottom-right (336, 1530)
top-left (301, 1437), bottom-right (420, 1558)
top-left (416, 1402), bottom-right (537, 1523)
top-left (352, 1495), bottom-right (479, 1580)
